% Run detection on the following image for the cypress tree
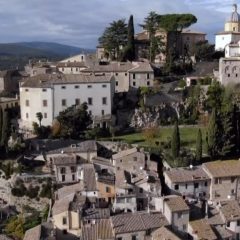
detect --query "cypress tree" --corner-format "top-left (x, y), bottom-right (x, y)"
top-left (0, 108), bottom-right (3, 144)
top-left (1, 110), bottom-right (10, 147)
top-left (121, 15), bottom-right (135, 61)
top-left (127, 15), bottom-right (135, 61)
top-left (196, 129), bottom-right (202, 162)
top-left (171, 120), bottom-right (180, 158)
top-left (207, 109), bottom-right (220, 158)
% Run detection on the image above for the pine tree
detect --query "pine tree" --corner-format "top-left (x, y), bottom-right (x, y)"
top-left (207, 109), bottom-right (220, 158)
top-left (196, 129), bottom-right (202, 162)
top-left (171, 120), bottom-right (180, 158)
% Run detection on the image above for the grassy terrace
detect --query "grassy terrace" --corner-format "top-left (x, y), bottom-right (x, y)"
top-left (109, 126), bottom-right (207, 152)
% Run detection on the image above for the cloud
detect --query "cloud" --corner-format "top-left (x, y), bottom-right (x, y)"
top-left (0, 0), bottom-right (235, 48)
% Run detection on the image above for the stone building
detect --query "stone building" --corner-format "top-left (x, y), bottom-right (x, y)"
top-left (164, 166), bottom-right (210, 199)
top-left (203, 160), bottom-right (240, 203)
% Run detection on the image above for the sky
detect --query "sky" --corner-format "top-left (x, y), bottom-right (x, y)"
top-left (0, 0), bottom-right (237, 49)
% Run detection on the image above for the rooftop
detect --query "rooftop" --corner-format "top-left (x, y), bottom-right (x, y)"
top-left (219, 200), bottom-right (240, 222)
top-left (151, 226), bottom-right (181, 240)
top-left (164, 166), bottom-right (210, 183)
top-left (189, 219), bottom-right (217, 240)
top-left (83, 208), bottom-right (110, 220)
top-left (81, 219), bottom-right (114, 240)
top-left (112, 147), bottom-right (139, 160)
top-left (111, 212), bottom-right (168, 234)
top-left (83, 164), bottom-right (97, 191)
top-left (56, 182), bottom-right (84, 199)
top-left (203, 160), bottom-right (240, 178)
top-left (164, 195), bottom-right (189, 212)
top-left (21, 73), bottom-right (113, 88)
top-left (52, 155), bottom-right (77, 166)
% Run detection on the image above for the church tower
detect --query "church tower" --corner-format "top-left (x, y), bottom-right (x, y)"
top-left (225, 4), bottom-right (240, 32)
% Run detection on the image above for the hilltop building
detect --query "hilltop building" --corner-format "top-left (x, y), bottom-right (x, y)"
top-left (215, 4), bottom-right (240, 51)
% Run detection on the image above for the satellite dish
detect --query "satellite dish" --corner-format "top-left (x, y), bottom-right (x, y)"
top-left (189, 165), bottom-right (193, 169)
top-left (227, 195), bottom-right (231, 199)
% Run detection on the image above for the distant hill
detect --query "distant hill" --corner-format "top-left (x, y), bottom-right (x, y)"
top-left (0, 42), bottom-right (95, 70)
top-left (17, 42), bottom-right (94, 57)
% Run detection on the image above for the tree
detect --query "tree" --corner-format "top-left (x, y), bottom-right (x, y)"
top-left (205, 80), bottom-right (224, 112)
top-left (196, 129), bottom-right (202, 162)
top-left (99, 19), bottom-right (128, 60)
top-left (121, 15), bottom-right (135, 61)
top-left (207, 109), bottom-right (220, 158)
top-left (1, 110), bottom-right (10, 147)
top-left (171, 121), bottom-right (180, 158)
top-left (5, 215), bottom-right (24, 239)
top-left (141, 11), bottom-right (164, 62)
top-left (57, 103), bottom-right (92, 139)
top-left (36, 112), bottom-right (43, 127)
top-left (158, 14), bottom-right (197, 70)
top-left (194, 40), bottom-right (215, 61)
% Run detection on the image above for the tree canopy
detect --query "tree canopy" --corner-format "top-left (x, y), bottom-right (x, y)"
top-left (56, 103), bottom-right (92, 139)
top-left (99, 19), bottom-right (128, 60)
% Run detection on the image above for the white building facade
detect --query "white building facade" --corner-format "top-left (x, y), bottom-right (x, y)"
top-left (215, 4), bottom-right (240, 51)
top-left (19, 74), bottom-right (115, 130)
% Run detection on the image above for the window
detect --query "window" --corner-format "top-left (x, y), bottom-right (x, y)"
top-left (62, 68), bottom-right (64, 71)
top-left (25, 89), bottom-right (29, 92)
top-left (25, 100), bottom-right (29, 107)
top-left (62, 175), bottom-right (65, 182)
top-left (147, 73), bottom-right (150, 79)
top-left (62, 217), bottom-right (67, 225)
top-left (231, 189), bottom-right (235, 195)
top-left (75, 85), bottom-right (79, 89)
top-left (227, 222), bottom-right (230, 227)
top-left (62, 99), bottom-right (66, 106)
top-left (175, 184), bottom-right (179, 190)
top-left (76, 68), bottom-right (79, 72)
top-left (72, 175), bottom-right (75, 181)
top-left (183, 224), bottom-right (187, 231)
top-left (116, 81), bottom-right (119, 86)
top-left (106, 186), bottom-right (111, 193)
top-left (125, 73), bottom-right (128, 76)
top-left (102, 84), bottom-right (107, 88)
top-left (43, 100), bottom-right (47, 107)
top-left (236, 74), bottom-right (238, 77)
top-left (147, 81), bottom-right (150, 86)
top-left (185, 184), bottom-right (188, 189)
top-left (75, 99), bottom-right (80, 105)
top-left (71, 68), bottom-right (73, 72)
top-left (132, 236), bottom-right (137, 240)
top-left (133, 73), bottom-right (136, 79)
top-left (44, 113), bottom-right (47, 118)
top-left (89, 110), bottom-right (92, 115)
top-left (237, 220), bottom-right (240, 226)
top-left (60, 167), bottom-right (66, 174)
top-left (88, 98), bottom-right (92, 105)
top-left (139, 188), bottom-right (143, 193)
top-left (63, 230), bottom-right (67, 235)
top-left (71, 166), bottom-right (76, 173)
top-left (228, 74), bottom-right (230, 77)
top-left (26, 113), bottom-right (29, 119)
top-left (102, 97), bottom-right (107, 105)
top-left (231, 177), bottom-right (235, 183)
top-left (133, 82), bottom-right (136, 86)
top-left (204, 181), bottom-right (208, 187)
top-left (42, 89), bottom-right (47, 92)
top-left (87, 85), bottom-right (92, 88)
top-left (117, 238), bottom-right (122, 240)
top-left (102, 110), bottom-right (105, 115)
top-left (194, 183), bottom-right (199, 189)
top-left (177, 212), bottom-right (182, 219)
top-left (61, 86), bottom-right (66, 89)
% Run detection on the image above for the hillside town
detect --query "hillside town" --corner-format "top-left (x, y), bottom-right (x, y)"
top-left (1, 2), bottom-right (240, 240)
